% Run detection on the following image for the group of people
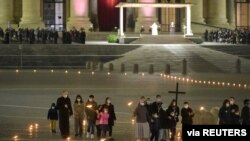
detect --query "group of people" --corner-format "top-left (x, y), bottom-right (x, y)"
top-left (204, 28), bottom-right (250, 44)
top-left (218, 97), bottom-right (250, 125)
top-left (47, 90), bottom-right (116, 140)
top-left (133, 95), bottom-right (194, 141)
top-left (0, 27), bottom-right (86, 44)
top-left (47, 90), bottom-right (250, 141)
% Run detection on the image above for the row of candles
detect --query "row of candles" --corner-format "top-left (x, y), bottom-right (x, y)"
top-left (13, 69), bottom-right (250, 90)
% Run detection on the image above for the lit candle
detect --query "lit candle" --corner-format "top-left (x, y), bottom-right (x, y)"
top-left (160, 73), bottom-right (163, 77)
top-left (203, 81), bottom-right (206, 84)
top-left (124, 73), bottom-right (127, 75)
top-left (65, 70), bottom-right (68, 74)
top-left (238, 84), bottom-right (241, 87)
top-left (35, 123), bottom-right (39, 129)
top-left (16, 69), bottom-right (19, 73)
top-left (86, 105), bottom-right (93, 109)
top-left (67, 137), bottom-right (71, 141)
top-left (233, 83), bottom-right (236, 87)
top-left (13, 135), bottom-right (18, 141)
top-left (244, 84), bottom-right (247, 88)
top-left (208, 81), bottom-right (211, 85)
top-left (51, 70), bottom-right (54, 73)
top-left (128, 101), bottom-right (133, 107)
top-left (33, 70), bottom-right (37, 73)
top-left (83, 120), bottom-right (86, 126)
top-left (107, 72), bottom-right (111, 75)
top-left (199, 81), bottom-right (202, 84)
top-left (78, 71), bottom-right (81, 74)
top-left (167, 75), bottom-right (170, 78)
top-left (142, 73), bottom-right (145, 76)
top-left (200, 106), bottom-right (205, 111)
top-left (227, 83), bottom-right (230, 86)
top-left (131, 119), bottom-right (135, 125)
top-left (91, 71), bottom-right (95, 75)
top-left (217, 82), bottom-right (220, 85)
top-left (213, 82), bottom-right (215, 85)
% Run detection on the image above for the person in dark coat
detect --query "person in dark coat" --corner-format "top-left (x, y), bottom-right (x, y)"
top-left (101, 97), bottom-right (116, 140)
top-left (159, 104), bottom-right (169, 141)
top-left (231, 109), bottom-right (242, 125)
top-left (218, 99), bottom-right (231, 125)
top-left (80, 28), bottom-right (86, 44)
top-left (56, 90), bottom-right (73, 139)
top-left (181, 101), bottom-right (194, 126)
top-left (167, 99), bottom-right (180, 141)
top-left (152, 95), bottom-right (163, 115)
top-left (241, 99), bottom-right (250, 125)
top-left (229, 97), bottom-right (239, 116)
top-left (204, 29), bottom-right (209, 41)
top-left (150, 113), bottom-right (160, 141)
top-left (47, 103), bottom-right (58, 133)
top-left (85, 95), bottom-right (98, 139)
top-left (145, 98), bottom-right (154, 117)
top-left (53, 30), bottom-right (58, 44)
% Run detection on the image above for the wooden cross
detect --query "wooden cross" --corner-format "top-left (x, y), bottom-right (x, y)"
top-left (168, 83), bottom-right (186, 105)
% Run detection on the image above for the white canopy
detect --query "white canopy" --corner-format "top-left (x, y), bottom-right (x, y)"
top-left (115, 2), bottom-right (193, 37)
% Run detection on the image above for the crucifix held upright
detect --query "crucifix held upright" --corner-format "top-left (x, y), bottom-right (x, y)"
top-left (168, 83), bottom-right (186, 105)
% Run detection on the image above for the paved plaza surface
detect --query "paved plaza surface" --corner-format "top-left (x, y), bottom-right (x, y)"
top-left (0, 35), bottom-right (250, 140)
top-left (0, 70), bottom-right (249, 141)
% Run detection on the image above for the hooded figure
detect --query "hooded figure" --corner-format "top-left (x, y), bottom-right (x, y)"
top-left (56, 90), bottom-right (73, 139)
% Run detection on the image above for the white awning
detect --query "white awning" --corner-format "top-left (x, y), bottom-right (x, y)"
top-left (115, 2), bottom-right (192, 8)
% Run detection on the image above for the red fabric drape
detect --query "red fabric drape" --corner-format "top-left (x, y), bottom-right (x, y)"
top-left (98, 0), bottom-right (126, 31)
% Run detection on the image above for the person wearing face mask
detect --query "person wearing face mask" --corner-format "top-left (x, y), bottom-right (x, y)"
top-left (145, 98), bottom-right (154, 118)
top-left (101, 97), bottom-right (116, 140)
top-left (85, 95), bottom-right (98, 139)
top-left (152, 95), bottom-right (163, 115)
top-left (73, 95), bottom-right (85, 137)
top-left (218, 99), bottom-right (231, 125)
top-left (99, 107), bottom-right (110, 140)
top-left (47, 103), bottom-right (58, 133)
top-left (229, 97), bottom-right (239, 119)
top-left (159, 104), bottom-right (169, 141)
top-left (241, 99), bottom-right (250, 125)
top-left (181, 101), bottom-right (194, 126)
top-left (167, 99), bottom-right (180, 141)
top-left (56, 90), bottom-right (73, 139)
top-left (133, 96), bottom-right (150, 141)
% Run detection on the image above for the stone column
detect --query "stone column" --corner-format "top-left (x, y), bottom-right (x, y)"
top-left (67, 0), bottom-right (92, 31)
top-left (0, 0), bottom-right (15, 28)
top-left (206, 0), bottom-right (228, 26)
top-left (135, 0), bottom-right (158, 32)
top-left (227, 0), bottom-right (236, 27)
top-left (20, 0), bottom-right (44, 28)
top-left (190, 0), bottom-right (205, 23)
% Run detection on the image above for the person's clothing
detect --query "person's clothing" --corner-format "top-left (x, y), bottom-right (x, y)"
top-left (56, 96), bottom-right (73, 138)
top-left (133, 104), bottom-right (150, 123)
top-left (159, 129), bottom-right (168, 140)
top-left (74, 102), bottom-right (85, 136)
top-left (181, 107), bottom-right (194, 125)
top-left (50, 120), bottom-right (57, 133)
top-left (152, 101), bottom-right (163, 114)
top-left (241, 106), bottom-right (250, 125)
top-left (99, 112), bottom-right (110, 125)
top-left (150, 116), bottom-right (160, 141)
top-left (231, 114), bottom-right (242, 125)
top-left (96, 125), bottom-right (101, 140)
top-left (159, 108), bottom-right (169, 129)
top-left (87, 119), bottom-right (95, 134)
top-left (135, 123), bottom-right (150, 139)
top-left (218, 106), bottom-right (231, 125)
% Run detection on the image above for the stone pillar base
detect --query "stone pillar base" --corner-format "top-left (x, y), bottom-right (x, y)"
top-left (135, 17), bottom-right (159, 33)
top-left (206, 18), bottom-right (229, 27)
top-left (0, 23), bottom-right (18, 29)
top-left (19, 22), bottom-right (45, 29)
top-left (67, 17), bottom-right (92, 31)
top-left (192, 17), bottom-right (205, 24)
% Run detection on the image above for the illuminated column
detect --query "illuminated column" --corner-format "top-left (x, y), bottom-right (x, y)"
top-left (119, 7), bottom-right (125, 37)
top-left (135, 0), bottom-right (158, 32)
top-left (206, 0), bottom-right (228, 26)
top-left (67, 0), bottom-right (92, 31)
top-left (20, 0), bottom-right (44, 28)
top-left (190, 0), bottom-right (205, 23)
top-left (186, 5), bottom-right (193, 36)
top-left (0, 0), bottom-right (14, 28)
top-left (227, 0), bottom-right (235, 27)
